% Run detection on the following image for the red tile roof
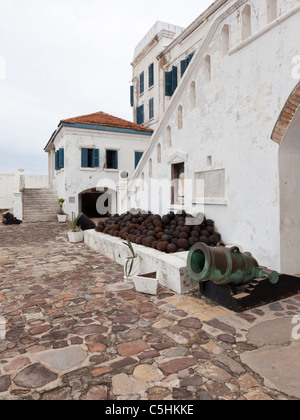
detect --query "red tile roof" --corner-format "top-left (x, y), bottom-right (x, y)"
top-left (60, 111), bottom-right (153, 134)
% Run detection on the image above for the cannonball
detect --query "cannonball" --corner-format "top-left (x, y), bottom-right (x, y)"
top-left (171, 238), bottom-right (178, 246)
top-left (177, 238), bottom-right (189, 250)
top-left (206, 226), bottom-right (215, 235)
top-left (209, 235), bottom-right (219, 246)
top-left (201, 230), bottom-right (210, 238)
top-left (156, 232), bottom-right (164, 240)
top-left (189, 237), bottom-right (199, 247)
top-left (162, 215), bottom-right (170, 225)
top-left (199, 236), bottom-right (210, 245)
top-left (157, 241), bottom-right (169, 253)
top-left (95, 225), bottom-right (104, 233)
top-left (161, 235), bottom-right (171, 242)
top-left (167, 244), bottom-right (177, 254)
top-left (191, 230), bottom-right (199, 238)
top-left (179, 232), bottom-right (189, 240)
top-left (152, 241), bottom-right (158, 249)
top-left (206, 219), bottom-right (214, 227)
top-left (147, 230), bottom-right (156, 237)
top-left (135, 236), bottom-right (143, 245)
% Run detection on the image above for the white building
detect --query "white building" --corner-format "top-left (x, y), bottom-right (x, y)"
top-left (127, 0), bottom-right (300, 276)
top-left (44, 111), bottom-right (152, 218)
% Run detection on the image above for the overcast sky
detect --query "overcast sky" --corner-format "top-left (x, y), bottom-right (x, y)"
top-left (0, 0), bottom-right (213, 174)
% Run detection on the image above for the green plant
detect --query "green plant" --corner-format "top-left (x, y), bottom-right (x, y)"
top-left (123, 238), bottom-right (138, 279)
top-left (69, 212), bottom-right (81, 232)
top-left (58, 198), bottom-right (65, 215)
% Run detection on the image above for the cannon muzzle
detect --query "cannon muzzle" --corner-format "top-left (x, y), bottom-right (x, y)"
top-left (187, 243), bottom-right (279, 286)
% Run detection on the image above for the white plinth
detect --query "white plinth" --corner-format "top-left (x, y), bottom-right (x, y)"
top-left (84, 230), bottom-right (198, 295)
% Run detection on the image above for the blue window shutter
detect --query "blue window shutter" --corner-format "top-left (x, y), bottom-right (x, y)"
top-left (149, 63), bottom-right (154, 87)
top-left (130, 86), bottom-right (134, 107)
top-left (172, 66), bottom-right (178, 93)
top-left (136, 106), bottom-right (140, 124)
top-left (115, 151), bottom-right (118, 170)
top-left (140, 104), bottom-right (144, 124)
top-left (81, 148), bottom-right (88, 168)
top-left (149, 98), bottom-right (154, 120)
top-left (59, 148), bottom-right (64, 169)
top-left (135, 152), bottom-right (143, 169)
top-left (181, 59), bottom-right (188, 77)
top-left (188, 52), bottom-right (195, 63)
top-left (93, 149), bottom-right (100, 168)
top-left (140, 72), bottom-right (144, 94)
top-left (55, 151), bottom-right (59, 171)
top-left (165, 71), bottom-right (172, 96)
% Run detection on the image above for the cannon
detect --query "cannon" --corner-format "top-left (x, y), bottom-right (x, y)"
top-left (187, 243), bottom-right (279, 286)
top-left (185, 243), bottom-right (298, 312)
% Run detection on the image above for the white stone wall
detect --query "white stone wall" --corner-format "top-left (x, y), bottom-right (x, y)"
top-left (129, 0), bottom-right (300, 273)
top-left (0, 174), bottom-right (14, 209)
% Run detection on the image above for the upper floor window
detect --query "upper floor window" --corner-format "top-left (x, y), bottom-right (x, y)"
top-left (148, 63), bottom-right (154, 88)
top-left (136, 104), bottom-right (144, 125)
top-left (221, 24), bottom-right (230, 56)
top-left (106, 150), bottom-right (118, 170)
top-left (267, 0), bottom-right (277, 23)
top-left (130, 85), bottom-right (134, 107)
top-left (180, 52), bottom-right (195, 77)
top-left (55, 148), bottom-right (64, 171)
top-left (135, 151), bottom-right (144, 169)
top-left (139, 72), bottom-right (145, 95)
top-left (149, 98), bottom-right (154, 120)
top-left (165, 66), bottom-right (178, 97)
top-left (242, 5), bottom-right (252, 40)
top-left (81, 148), bottom-right (99, 169)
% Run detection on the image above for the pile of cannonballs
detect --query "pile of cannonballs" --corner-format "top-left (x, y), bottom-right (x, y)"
top-left (95, 210), bottom-right (223, 254)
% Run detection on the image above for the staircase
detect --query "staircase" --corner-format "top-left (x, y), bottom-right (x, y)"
top-left (22, 189), bottom-right (59, 222)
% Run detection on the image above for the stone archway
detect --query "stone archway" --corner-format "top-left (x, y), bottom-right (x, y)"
top-left (276, 83), bottom-right (300, 274)
top-left (272, 82), bottom-right (300, 145)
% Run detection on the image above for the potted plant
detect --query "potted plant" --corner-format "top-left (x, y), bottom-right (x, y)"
top-left (68, 213), bottom-right (84, 243)
top-left (57, 198), bottom-right (68, 223)
top-left (123, 238), bottom-right (140, 282)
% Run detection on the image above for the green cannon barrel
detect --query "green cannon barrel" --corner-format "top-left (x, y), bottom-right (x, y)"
top-left (187, 243), bottom-right (279, 286)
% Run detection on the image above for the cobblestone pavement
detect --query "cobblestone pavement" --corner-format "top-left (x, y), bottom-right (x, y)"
top-left (0, 222), bottom-right (300, 400)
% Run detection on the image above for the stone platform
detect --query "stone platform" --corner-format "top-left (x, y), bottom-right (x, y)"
top-left (84, 230), bottom-right (198, 295)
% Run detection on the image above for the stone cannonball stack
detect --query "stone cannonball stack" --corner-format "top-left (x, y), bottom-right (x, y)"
top-left (95, 210), bottom-right (223, 254)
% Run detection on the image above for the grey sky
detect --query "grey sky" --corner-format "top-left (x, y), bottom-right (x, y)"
top-left (0, 0), bottom-right (213, 174)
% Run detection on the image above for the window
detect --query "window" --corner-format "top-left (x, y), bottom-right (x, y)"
top-left (157, 143), bottom-right (161, 164)
top-left (130, 85), bottom-right (134, 107)
top-left (55, 148), bottom-right (64, 171)
top-left (149, 98), bottom-right (154, 120)
top-left (190, 81), bottom-right (196, 110)
top-left (139, 72), bottom-right (144, 95)
top-left (267, 0), bottom-right (277, 23)
top-left (81, 148), bottom-right (100, 168)
top-left (178, 105), bottom-right (183, 130)
top-left (136, 105), bottom-right (144, 125)
top-left (221, 25), bottom-right (230, 56)
top-left (135, 151), bottom-right (143, 169)
top-left (165, 66), bottom-right (178, 97)
top-left (171, 163), bottom-right (185, 205)
top-left (242, 5), bottom-right (252, 40)
top-left (148, 63), bottom-right (154, 88)
top-left (180, 52), bottom-right (195, 77)
top-left (204, 55), bottom-right (211, 83)
top-left (106, 150), bottom-right (118, 170)
top-left (166, 126), bottom-right (172, 148)
top-left (149, 158), bottom-right (153, 178)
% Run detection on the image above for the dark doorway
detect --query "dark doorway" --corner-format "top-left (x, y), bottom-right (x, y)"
top-left (81, 192), bottom-right (111, 218)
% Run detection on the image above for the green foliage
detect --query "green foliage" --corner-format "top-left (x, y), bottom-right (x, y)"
top-left (69, 212), bottom-right (81, 232)
top-left (123, 238), bottom-right (138, 279)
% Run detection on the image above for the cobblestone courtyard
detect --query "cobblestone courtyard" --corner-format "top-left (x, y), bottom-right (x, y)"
top-left (0, 222), bottom-right (300, 400)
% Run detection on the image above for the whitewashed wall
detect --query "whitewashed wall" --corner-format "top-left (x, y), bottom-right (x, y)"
top-left (129, 0), bottom-right (300, 273)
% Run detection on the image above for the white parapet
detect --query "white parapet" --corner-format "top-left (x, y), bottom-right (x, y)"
top-left (84, 230), bottom-right (198, 295)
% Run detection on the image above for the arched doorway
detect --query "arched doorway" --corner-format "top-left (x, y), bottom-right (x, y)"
top-left (273, 82), bottom-right (300, 274)
top-left (79, 188), bottom-right (116, 218)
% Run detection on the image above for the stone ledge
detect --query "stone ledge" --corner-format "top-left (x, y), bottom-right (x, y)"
top-left (84, 230), bottom-right (198, 295)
